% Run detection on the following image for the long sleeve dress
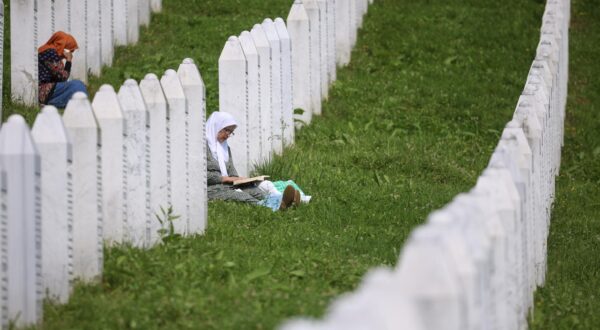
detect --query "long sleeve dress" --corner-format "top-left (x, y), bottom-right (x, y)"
top-left (207, 144), bottom-right (266, 203)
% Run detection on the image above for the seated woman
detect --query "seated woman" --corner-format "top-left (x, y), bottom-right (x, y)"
top-left (38, 31), bottom-right (88, 108)
top-left (206, 111), bottom-right (300, 210)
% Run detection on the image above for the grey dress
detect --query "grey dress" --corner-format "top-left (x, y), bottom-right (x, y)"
top-left (207, 144), bottom-right (266, 203)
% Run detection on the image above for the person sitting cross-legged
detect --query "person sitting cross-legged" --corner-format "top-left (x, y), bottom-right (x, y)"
top-left (38, 31), bottom-right (88, 108)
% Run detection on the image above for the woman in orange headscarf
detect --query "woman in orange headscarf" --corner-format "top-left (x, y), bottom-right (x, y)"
top-left (38, 31), bottom-right (88, 108)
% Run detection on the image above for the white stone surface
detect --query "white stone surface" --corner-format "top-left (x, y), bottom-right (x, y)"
top-left (262, 19), bottom-right (284, 154)
top-left (316, 0), bottom-right (330, 99)
top-left (178, 58), bottom-right (207, 235)
top-left (326, 0), bottom-right (337, 83)
top-left (349, 0), bottom-right (357, 48)
top-left (100, 0), bottom-right (114, 66)
top-left (0, 5), bottom-right (4, 119)
top-left (62, 93), bottom-right (103, 282)
top-left (160, 69), bottom-right (189, 235)
top-left (139, 0), bottom-right (151, 26)
top-left (335, 0), bottom-right (351, 66)
top-left (10, 0), bottom-right (37, 105)
top-left (87, 0), bottom-right (102, 76)
top-left (118, 79), bottom-right (151, 247)
top-left (70, 0), bottom-right (88, 83)
top-left (92, 85), bottom-right (126, 245)
top-left (305, 0), bottom-right (323, 117)
top-left (31, 106), bottom-right (73, 304)
top-left (396, 227), bottom-right (462, 330)
top-left (274, 18), bottom-right (295, 147)
top-left (287, 3), bottom-right (312, 127)
top-left (239, 31), bottom-right (263, 169)
top-left (54, 0), bottom-right (70, 32)
top-left (251, 24), bottom-right (273, 162)
top-left (0, 115), bottom-right (42, 327)
top-left (37, 1), bottom-right (54, 47)
top-left (219, 36), bottom-right (250, 176)
top-left (140, 73), bottom-right (169, 244)
top-left (127, 0), bottom-right (140, 44)
top-left (113, 0), bottom-right (128, 46)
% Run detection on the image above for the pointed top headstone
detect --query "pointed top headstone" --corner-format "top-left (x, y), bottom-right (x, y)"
top-left (93, 85), bottom-right (125, 120)
top-left (0, 115), bottom-right (37, 156)
top-left (178, 58), bottom-right (204, 86)
top-left (161, 69), bottom-right (186, 99)
top-left (32, 106), bottom-right (71, 145)
top-left (220, 36), bottom-right (246, 62)
top-left (118, 80), bottom-right (147, 112)
top-left (63, 92), bottom-right (97, 128)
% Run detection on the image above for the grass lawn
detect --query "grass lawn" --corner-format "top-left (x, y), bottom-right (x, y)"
top-left (530, 0), bottom-right (600, 329)
top-left (4, 0), bottom-right (596, 329)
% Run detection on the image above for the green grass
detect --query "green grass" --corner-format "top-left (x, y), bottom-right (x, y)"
top-left (530, 0), bottom-right (600, 329)
top-left (5, 0), bottom-right (596, 329)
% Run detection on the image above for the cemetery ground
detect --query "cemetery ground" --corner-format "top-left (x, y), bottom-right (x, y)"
top-left (1, 0), bottom-right (598, 329)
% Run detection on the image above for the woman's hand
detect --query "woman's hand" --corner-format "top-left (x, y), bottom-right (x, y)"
top-left (222, 176), bottom-right (246, 183)
top-left (64, 51), bottom-right (73, 62)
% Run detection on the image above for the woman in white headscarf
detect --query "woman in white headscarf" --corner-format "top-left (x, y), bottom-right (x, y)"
top-left (206, 111), bottom-right (299, 209)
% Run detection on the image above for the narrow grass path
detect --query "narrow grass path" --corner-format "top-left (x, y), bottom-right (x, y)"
top-left (12, 0), bottom-right (549, 329)
top-left (531, 0), bottom-right (600, 328)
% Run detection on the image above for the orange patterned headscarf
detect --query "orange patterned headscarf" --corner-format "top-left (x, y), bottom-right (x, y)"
top-left (38, 31), bottom-right (79, 57)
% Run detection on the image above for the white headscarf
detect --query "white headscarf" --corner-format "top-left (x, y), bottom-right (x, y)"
top-left (206, 111), bottom-right (238, 176)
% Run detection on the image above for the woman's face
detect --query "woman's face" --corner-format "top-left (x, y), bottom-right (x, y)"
top-left (217, 125), bottom-right (236, 143)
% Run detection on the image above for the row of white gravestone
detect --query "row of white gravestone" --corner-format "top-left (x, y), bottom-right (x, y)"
top-left (9, 0), bottom-right (163, 109)
top-left (281, 0), bottom-right (570, 329)
top-left (218, 0), bottom-right (370, 177)
top-left (0, 58), bottom-right (207, 328)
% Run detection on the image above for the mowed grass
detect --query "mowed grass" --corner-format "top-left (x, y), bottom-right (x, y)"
top-left (531, 0), bottom-right (600, 329)
top-left (0, 0), bottom-right (572, 329)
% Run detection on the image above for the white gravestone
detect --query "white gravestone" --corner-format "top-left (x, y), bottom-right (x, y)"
top-left (396, 227), bottom-right (462, 330)
top-left (0, 4), bottom-right (4, 119)
top-left (91, 85), bottom-right (126, 245)
top-left (54, 0), bottom-right (70, 32)
top-left (70, 0), bottom-right (88, 83)
top-left (487, 154), bottom-right (526, 327)
top-left (305, 0), bottom-right (323, 117)
top-left (113, 0), bottom-right (128, 46)
top-left (316, 0), bottom-right (330, 99)
top-left (349, 0), bottom-right (357, 48)
top-left (262, 19), bottom-right (284, 154)
top-left (0, 165), bottom-right (5, 327)
top-left (127, 0), bottom-right (140, 44)
top-left (151, 0), bottom-right (162, 12)
top-left (31, 106), bottom-right (73, 304)
top-left (335, 0), bottom-right (351, 66)
top-left (274, 18), bottom-right (295, 147)
top-left (138, 0), bottom-right (151, 26)
top-left (38, 1), bottom-right (54, 47)
top-left (10, 0), bottom-right (38, 105)
top-left (178, 59), bottom-right (207, 234)
top-left (326, 0), bottom-right (337, 84)
top-left (287, 3), bottom-right (312, 127)
top-left (0, 115), bottom-right (42, 327)
top-left (219, 36), bottom-right (250, 176)
top-left (160, 69), bottom-right (189, 235)
top-left (118, 80), bottom-right (151, 247)
top-left (140, 74), bottom-right (169, 244)
top-left (239, 32), bottom-right (263, 170)
top-left (100, 0), bottom-right (114, 66)
top-left (87, 0), bottom-right (102, 76)
top-left (63, 92), bottom-right (103, 282)
top-left (426, 213), bottom-right (479, 330)
top-left (251, 24), bottom-right (273, 162)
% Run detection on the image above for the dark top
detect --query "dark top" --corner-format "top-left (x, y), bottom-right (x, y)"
top-left (38, 48), bottom-right (71, 104)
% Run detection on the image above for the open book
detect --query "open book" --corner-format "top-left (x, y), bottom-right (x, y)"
top-left (232, 175), bottom-right (269, 186)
